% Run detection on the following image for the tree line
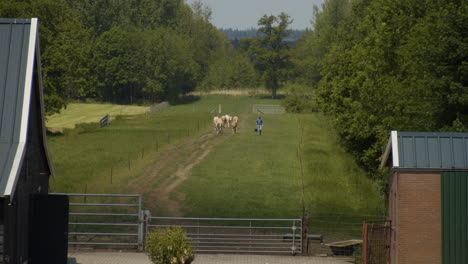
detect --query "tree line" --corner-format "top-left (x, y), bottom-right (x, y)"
top-left (0, 0), bottom-right (238, 115)
top-left (220, 28), bottom-right (305, 41)
top-left (287, 0), bottom-right (467, 182)
top-left (0, 0), bottom-right (299, 115)
top-left (2, 0), bottom-right (466, 183)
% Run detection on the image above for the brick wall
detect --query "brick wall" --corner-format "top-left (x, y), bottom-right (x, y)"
top-left (389, 172), bottom-right (441, 264)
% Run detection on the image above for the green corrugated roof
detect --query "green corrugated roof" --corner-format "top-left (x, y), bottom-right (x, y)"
top-left (381, 131), bottom-right (468, 170)
top-left (0, 18), bottom-right (52, 196)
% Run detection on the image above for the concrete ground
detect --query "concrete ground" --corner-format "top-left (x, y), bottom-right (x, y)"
top-left (68, 252), bottom-right (354, 264)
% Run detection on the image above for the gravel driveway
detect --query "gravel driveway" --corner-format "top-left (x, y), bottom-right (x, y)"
top-left (68, 252), bottom-right (354, 264)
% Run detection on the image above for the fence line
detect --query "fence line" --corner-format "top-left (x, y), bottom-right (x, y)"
top-left (54, 193), bottom-right (307, 255)
top-left (362, 220), bottom-right (392, 264)
top-left (51, 193), bottom-right (144, 250)
top-left (55, 193), bottom-right (365, 261)
top-left (210, 104), bottom-right (222, 115)
top-left (148, 216), bottom-right (302, 255)
top-left (252, 104), bottom-right (286, 114)
top-left (148, 101), bottom-right (169, 114)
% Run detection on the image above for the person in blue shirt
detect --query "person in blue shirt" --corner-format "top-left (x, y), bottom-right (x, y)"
top-left (256, 116), bottom-right (263, 135)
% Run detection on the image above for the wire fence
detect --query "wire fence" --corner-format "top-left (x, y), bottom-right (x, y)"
top-left (252, 104), bottom-right (286, 114)
top-left (148, 216), bottom-right (303, 255)
top-left (57, 193), bottom-right (391, 264)
top-left (362, 220), bottom-right (391, 264)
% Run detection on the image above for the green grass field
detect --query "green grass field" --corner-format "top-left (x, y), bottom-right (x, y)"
top-left (177, 113), bottom-right (384, 237)
top-left (46, 103), bottom-right (149, 129)
top-left (48, 95), bottom-right (384, 238)
top-left (48, 109), bottom-right (211, 194)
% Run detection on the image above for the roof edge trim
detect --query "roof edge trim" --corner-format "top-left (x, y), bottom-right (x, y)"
top-left (3, 18), bottom-right (37, 197)
top-left (391, 130), bottom-right (399, 167)
top-left (18, 18), bottom-right (37, 143)
top-left (4, 142), bottom-right (26, 196)
top-left (380, 132), bottom-right (393, 169)
top-left (391, 167), bottom-right (468, 172)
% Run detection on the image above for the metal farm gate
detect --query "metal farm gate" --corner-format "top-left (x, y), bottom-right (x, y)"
top-left (148, 217), bottom-right (302, 255)
top-left (362, 220), bottom-right (391, 264)
top-left (56, 193), bottom-right (303, 255)
top-left (252, 104), bottom-right (286, 114)
top-left (52, 193), bottom-right (144, 249)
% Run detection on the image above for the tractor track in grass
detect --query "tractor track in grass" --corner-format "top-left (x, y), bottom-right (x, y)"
top-left (127, 118), bottom-right (245, 216)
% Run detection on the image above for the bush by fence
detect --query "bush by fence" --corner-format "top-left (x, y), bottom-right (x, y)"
top-left (145, 226), bottom-right (194, 264)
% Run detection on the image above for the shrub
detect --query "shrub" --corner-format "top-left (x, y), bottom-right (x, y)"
top-left (145, 226), bottom-right (194, 264)
top-left (282, 83), bottom-right (318, 113)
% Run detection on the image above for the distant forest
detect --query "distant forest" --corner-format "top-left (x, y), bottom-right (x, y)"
top-left (219, 28), bottom-right (306, 49)
top-left (0, 0), bottom-right (237, 114)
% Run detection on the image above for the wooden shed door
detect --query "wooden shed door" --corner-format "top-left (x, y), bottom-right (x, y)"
top-left (441, 171), bottom-right (468, 264)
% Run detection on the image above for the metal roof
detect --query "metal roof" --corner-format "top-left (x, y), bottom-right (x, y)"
top-left (381, 131), bottom-right (468, 170)
top-left (0, 18), bottom-right (44, 196)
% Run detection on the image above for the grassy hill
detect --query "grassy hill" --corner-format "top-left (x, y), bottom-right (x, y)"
top-left (47, 95), bottom-right (384, 238)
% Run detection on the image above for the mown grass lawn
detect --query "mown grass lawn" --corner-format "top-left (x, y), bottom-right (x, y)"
top-left (46, 103), bottom-right (149, 129)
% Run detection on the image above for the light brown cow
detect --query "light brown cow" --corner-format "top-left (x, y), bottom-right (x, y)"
top-left (213, 116), bottom-right (223, 134)
top-left (231, 116), bottom-right (239, 133)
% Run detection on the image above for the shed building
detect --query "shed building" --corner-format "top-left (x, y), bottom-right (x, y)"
top-left (381, 131), bottom-right (468, 264)
top-left (0, 18), bottom-right (68, 264)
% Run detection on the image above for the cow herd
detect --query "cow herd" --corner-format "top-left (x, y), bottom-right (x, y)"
top-left (213, 115), bottom-right (239, 134)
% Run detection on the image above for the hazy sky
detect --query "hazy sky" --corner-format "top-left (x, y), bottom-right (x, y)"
top-left (185, 0), bottom-right (325, 30)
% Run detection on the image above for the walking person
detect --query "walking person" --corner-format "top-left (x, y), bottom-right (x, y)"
top-left (256, 116), bottom-right (263, 136)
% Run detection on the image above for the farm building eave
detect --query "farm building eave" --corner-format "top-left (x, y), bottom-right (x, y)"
top-left (0, 18), bottom-right (54, 197)
top-left (390, 167), bottom-right (468, 172)
top-left (380, 130), bottom-right (468, 170)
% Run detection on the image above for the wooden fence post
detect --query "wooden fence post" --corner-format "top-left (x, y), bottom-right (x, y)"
top-left (363, 221), bottom-right (368, 264)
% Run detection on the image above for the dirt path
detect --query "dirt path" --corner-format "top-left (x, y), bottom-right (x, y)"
top-left (127, 118), bottom-right (245, 216)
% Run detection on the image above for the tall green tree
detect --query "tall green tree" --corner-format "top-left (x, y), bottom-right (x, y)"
top-left (242, 13), bottom-right (293, 98)
top-left (93, 27), bottom-right (146, 104)
top-left (141, 27), bottom-right (199, 101)
top-left (291, 0), bottom-right (351, 87)
top-left (317, 0), bottom-right (467, 179)
top-left (177, 1), bottom-right (233, 79)
top-left (64, 0), bottom-right (184, 35)
top-left (199, 55), bottom-right (258, 91)
top-left (93, 27), bottom-right (199, 104)
top-left (0, 0), bottom-right (95, 115)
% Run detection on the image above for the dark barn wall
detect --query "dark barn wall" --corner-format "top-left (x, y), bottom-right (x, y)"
top-left (3, 61), bottom-right (49, 264)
